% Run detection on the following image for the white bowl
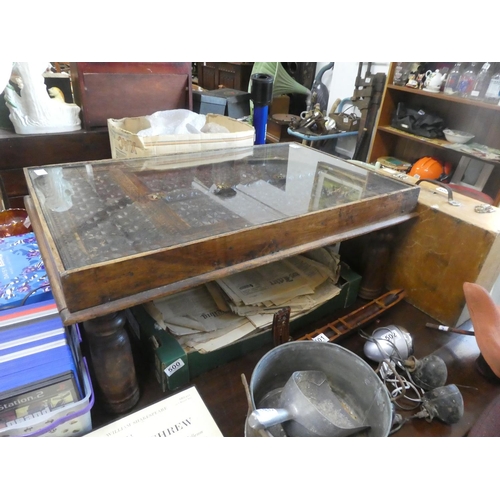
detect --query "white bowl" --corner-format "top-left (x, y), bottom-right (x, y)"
top-left (443, 129), bottom-right (475, 144)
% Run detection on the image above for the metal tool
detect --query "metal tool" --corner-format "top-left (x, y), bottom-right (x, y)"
top-left (248, 370), bottom-right (371, 437)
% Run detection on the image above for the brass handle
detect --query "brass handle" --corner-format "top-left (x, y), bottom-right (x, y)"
top-left (415, 179), bottom-right (459, 206)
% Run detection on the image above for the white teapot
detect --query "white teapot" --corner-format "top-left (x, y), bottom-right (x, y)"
top-left (424, 69), bottom-right (447, 92)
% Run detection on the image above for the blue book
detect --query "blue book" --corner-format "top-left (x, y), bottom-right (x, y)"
top-left (0, 299), bottom-right (82, 397)
top-left (0, 354), bottom-right (78, 395)
top-left (0, 316), bottom-right (66, 352)
top-left (0, 340), bottom-right (72, 378)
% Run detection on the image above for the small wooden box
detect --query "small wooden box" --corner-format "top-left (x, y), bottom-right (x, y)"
top-left (385, 187), bottom-right (500, 326)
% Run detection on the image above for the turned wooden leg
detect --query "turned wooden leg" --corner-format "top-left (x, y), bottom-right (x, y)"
top-left (83, 311), bottom-right (140, 414)
top-left (358, 228), bottom-right (395, 300)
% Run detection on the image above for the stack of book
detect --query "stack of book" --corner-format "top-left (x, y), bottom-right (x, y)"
top-left (0, 299), bottom-right (83, 432)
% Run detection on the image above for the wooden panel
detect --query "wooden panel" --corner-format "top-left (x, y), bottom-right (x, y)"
top-left (0, 128), bottom-right (111, 208)
top-left (1, 168), bottom-right (28, 198)
top-left (71, 62), bottom-right (193, 129)
top-left (197, 63), bottom-right (253, 91)
top-left (0, 129), bottom-right (111, 169)
top-left (80, 73), bottom-right (190, 127)
top-left (199, 65), bottom-right (217, 89)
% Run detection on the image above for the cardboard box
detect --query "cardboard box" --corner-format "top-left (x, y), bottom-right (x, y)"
top-left (125, 308), bottom-right (189, 392)
top-left (129, 264), bottom-right (361, 390)
top-left (193, 92), bottom-right (226, 116)
top-left (108, 113), bottom-right (255, 159)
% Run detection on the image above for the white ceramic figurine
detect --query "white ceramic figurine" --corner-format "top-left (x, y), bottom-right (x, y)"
top-left (2, 62), bottom-right (81, 134)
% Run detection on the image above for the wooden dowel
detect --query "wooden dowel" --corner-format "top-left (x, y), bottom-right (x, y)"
top-left (426, 323), bottom-right (475, 336)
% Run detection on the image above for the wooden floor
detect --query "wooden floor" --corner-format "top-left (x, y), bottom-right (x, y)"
top-left (89, 295), bottom-right (500, 437)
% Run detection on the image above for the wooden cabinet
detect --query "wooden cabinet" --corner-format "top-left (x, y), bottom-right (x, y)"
top-left (382, 178), bottom-right (500, 327)
top-left (196, 62), bottom-right (253, 91)
top-left (0, 128), bottom-right (111, 208)
top-left (367, 63), bottom-right (500, 206)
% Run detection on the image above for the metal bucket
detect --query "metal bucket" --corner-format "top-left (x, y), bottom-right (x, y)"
top-left (245, 341), bottom-right (392, 437)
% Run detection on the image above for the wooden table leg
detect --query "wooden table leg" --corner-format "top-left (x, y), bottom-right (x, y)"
top-left (358, 228), bottom-right (395, 300)
top-left (83, 311), bottom-right (140, 414)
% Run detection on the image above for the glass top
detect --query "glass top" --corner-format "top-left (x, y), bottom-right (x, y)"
top-left (26, 143), bottom-right (409, 271)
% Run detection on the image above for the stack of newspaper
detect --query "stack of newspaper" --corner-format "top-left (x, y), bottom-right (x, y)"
top-left (144, 247), bottom-right (342, 353)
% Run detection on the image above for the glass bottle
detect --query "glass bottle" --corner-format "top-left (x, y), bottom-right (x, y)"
top-left (457, 63), bottom-right (478, 98)
top-left (484, 70), bottom-right (500, 104)
top-left (443, 62), bottom-right (463, 95)
top-left (469, 63), bottom-right (492, 100)
top-left (393, 62), bottom-right (406, 86)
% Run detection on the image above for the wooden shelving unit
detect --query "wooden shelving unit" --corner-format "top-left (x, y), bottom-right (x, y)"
top-left (368, 63), bottom-right (500, 205)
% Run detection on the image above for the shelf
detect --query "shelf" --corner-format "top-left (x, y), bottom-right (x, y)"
top-left (377, 125), bottom-right (500, 166)
top-left (387, 84), bottom-right (500, 111)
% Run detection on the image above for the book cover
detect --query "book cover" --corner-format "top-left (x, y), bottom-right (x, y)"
top-left (0, 316), bottom-right (66, 353)
top-left (0, 312), bottom-right (82, 397)
top-left (0, 233), bottom-right (53, 310)
top-left (0, 370), bottom-right (80, 429)
top-left (0, 343), bottom-right (79, 395)
top-left (0, 340), bottom-right (71, 377)
top-left (84, 386), bottom-right (223, 437)
top-left (0, 299), bottom-right (59, 331)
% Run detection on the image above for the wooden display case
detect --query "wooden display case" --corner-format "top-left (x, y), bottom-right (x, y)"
top-left (25, 143), bottom-right (419, 323)
top-left (367, 63), bottom-right (500, 205)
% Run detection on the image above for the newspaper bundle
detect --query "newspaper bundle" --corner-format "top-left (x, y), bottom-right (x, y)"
top-left (144, 247), bottom-right (341, 353)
